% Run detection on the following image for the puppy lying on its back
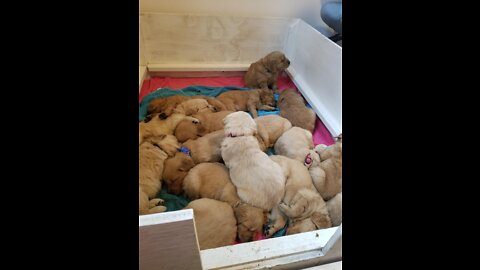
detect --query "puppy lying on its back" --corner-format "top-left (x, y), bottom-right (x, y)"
top-left (278, 89), bottom-right (316, 133)
top-left (244, 51), bottom-right (290, 91)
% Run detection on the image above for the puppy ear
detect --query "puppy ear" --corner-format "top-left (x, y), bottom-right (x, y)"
top-left (256, 123), bottom-right (270, 148)
top-left (311, 212), bottom-right (332, 229)
top-left (196, 124), bottom-right (206, 135)
top-left (179, 157), bottom-right (194, 172)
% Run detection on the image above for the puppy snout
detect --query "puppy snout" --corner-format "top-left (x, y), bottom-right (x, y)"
top-left (287, 59), bottom-right (290, 65)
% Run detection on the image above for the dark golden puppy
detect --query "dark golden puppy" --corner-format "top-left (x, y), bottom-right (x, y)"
top-left (162, 151), bottom-right (196, 195)
top-left (174, 111), bottom-right (234, 143)
top-left (148, 95), bottom-right (227, 116)
top-left (278, 89), bottom-right (316, 133)
top-left (216, 89), bottom-right (275, 118)
top-left (244, 51), bottom-right (290, 91)
top-left (182, 162), bottom-right (268, 243)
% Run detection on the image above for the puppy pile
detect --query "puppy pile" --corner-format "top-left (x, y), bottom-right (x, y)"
top-left (139, 51), bottom-right (342, 250)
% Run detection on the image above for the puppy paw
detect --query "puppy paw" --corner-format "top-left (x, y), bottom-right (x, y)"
top-left (149, 198), bottom-right (164, 208)
top-left (149, 205), bottom-right (167, 214)
top-left (314, 144), bottom-right (328, 154)
top-left (264, 225), bottom-right (278, 237)
top-left (278, 203), bottom-right (289, 213)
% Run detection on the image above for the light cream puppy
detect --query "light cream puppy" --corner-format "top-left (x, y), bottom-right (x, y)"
top-left (221, 112), bottom-right (286, 211)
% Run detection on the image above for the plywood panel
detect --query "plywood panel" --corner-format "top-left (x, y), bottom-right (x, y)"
top-left (139, 210), bottom-right (202, 270)
top-left (140, 17), bottom-right (147, 66)
top-left (139, 0), bottom-right (335, 37)
top-left (140, 13), bottom-right (297, 67)
top-left (284, 20), bottom-right (342, 137)
top-left (200, 226), bottom-right (339, 270)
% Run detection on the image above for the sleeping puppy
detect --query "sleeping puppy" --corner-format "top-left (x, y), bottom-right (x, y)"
top-left (244, 51), bottom-right (290, 92)
top-left (278, 89), bottom-right (316, 133)
top-left (184, 198), bottom-right (237, 250)
top-left (172, 99), bottom-right (216, 116)
top-left (216, 89), bottom-right (276, 118)
top-left (139, 135), bottom-right (180, 215)
top-left (174, 110), bottom-right (234, 143)
top-left (182, 130), bottom-right (225, 164)
top-left (254, 115), bottom-right (292, 150)
top-left (312, 135), bottom-right (342, 200)
top-left (274, 127), bottom-right (323, 193)
top-left (326, 192), bottom-right (342, 226)
top-left (162, 151), bottom-right (196, 195)
top-left (139, 113), bottom-right (199, 145)
top-left (221, 112), bottom-right (286, 236)
top-left (182, 162), bottom-right (267, 242)
top-left (148, 95), bottom-right (227, 116)
top-left (269, 155), bottom-right (331, 235)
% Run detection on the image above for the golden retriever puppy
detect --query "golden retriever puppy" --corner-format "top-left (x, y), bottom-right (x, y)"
top-left (172, 99), bottom-right (216, 116)
top-left (182, 162), bottom-right (267, 242)
top-left (148, 95), bottom-right (227, 116)
top-left (268, 155), bottom-right (331, 235)
top-left (139, 113), bottom-right (200, 145)
top-left (174, 110), bottom-right (234, 143)
top-left (221, 112), bottom-right (286, 237)
top-left (139, 135), bottom-right (180, 215)
top-left (162, 151), bottom-right (196, 195)
top-left (274, 126), bottom-right (324, 191)
top-left (244, 51), bottom-right (290, 91)
top-left (274, 127), bottom-right (321, 168)
top-left (254, 115), bottom-right (292, 150)
top-left (216, 89), bottom-right (276, 118)
top-left (312, 135), bottom-right (342, 200)
top-left (278, 89), bottom-right (316, 133)
top-left (184, 198), bottom-right (237, 250)
top-left (182, 130), bottom-right (225, 164)
top-left (285, 206), bottom-right (332, 235)
top-left (326, 192), bottom-right (342, 226)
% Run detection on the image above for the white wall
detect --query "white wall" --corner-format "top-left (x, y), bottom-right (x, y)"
top-left (139, 0), bottom-right (337, 37)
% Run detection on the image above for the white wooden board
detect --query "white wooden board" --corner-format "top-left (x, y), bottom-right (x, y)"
top-left (283, 19), bottom-right (342, 137)
top-left (140, 13), bottom-right (296, 67)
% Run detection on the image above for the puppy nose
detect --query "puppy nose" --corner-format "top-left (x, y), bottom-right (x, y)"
top-left (287, 59), bottom-right (290, 65)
